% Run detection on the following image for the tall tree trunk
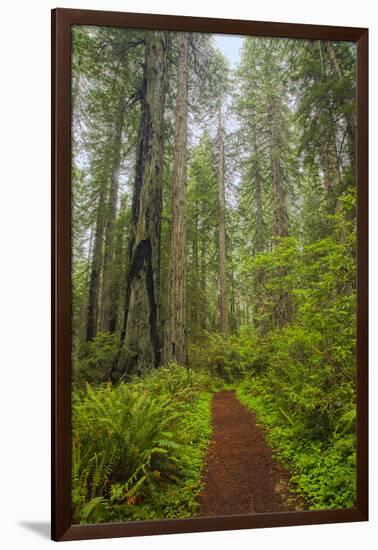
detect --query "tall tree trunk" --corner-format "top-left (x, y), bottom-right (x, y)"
top-left (267, 100), bottom-right (292, 327)
top-left (79, 225), bottom-right (93, 346)
top-left (253, 146), bottom-right (267, 331)
top-left (99, 108), bottom-right (124, 333)
top-left (325, 41), bottom-right (356, 146)
top-left (86, 182), bottom-right (108, 342)
top-left (320, 133), bottom-right (342, 212)
top-left (249, 132), bottom-right (267, 332)
top-left (218, 103), bottom-right (228, 336)
top-left (314, 43), bottom-right (344, 213)
top-left (200, 236), bottom-right (207, 332)
top-left (230, 266), bottom-right (237, 332)
top-left (268, 102), bottom-right (288, 239)
top-left (164, 32), bottom-right (189, 365)
top-left (193, 200), bottom-right (201, 335)
top-left (110, 194), bottom-right (129, 334)
top-left (254, 137), bottom-right (264, 254)
top-left (113, 31), bottom-right (168, 379)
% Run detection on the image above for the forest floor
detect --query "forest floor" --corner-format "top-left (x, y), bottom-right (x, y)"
top-left (198, 390), bottom-right (305, 516)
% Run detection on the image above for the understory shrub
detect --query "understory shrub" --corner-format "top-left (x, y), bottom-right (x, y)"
top-left (237, 369), bottom-right (356, 509)
top-left (189, 328), bottom-right (259, 381)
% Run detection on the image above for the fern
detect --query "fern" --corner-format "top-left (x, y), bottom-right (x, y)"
top-left (71, 364), bottom-right (215, 523)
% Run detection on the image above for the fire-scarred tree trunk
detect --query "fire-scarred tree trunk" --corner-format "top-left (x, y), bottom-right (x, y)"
top-left (164, 32), bottom-right (189, 365)
top-left (112, 32), bottom-right (168, 379)
top-left (218, 103), bottom-right (228, 336)
top-left (100, 109), bottom-right (124, 333)
top-left (267, 99), bottom-right (292, 327)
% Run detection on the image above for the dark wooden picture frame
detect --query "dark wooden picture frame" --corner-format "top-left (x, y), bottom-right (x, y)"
top-left (52, 7), bottom-right (368, 542)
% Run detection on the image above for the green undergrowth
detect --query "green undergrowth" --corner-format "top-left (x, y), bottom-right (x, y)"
top-left (236, 377), bottom-right (356, 510)
top-left (189, 328), bottom-right (259, 382)
top-left (72, 364), bottom-right (219, 524)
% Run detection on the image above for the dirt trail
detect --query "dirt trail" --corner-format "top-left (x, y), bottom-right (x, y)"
top-left (199, 390), bottom-right (302, 516)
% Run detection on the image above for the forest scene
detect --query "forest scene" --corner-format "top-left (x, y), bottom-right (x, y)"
top-left (71, 25), bottom-right (357, 524)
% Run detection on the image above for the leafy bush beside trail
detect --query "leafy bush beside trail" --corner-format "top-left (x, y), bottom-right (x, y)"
top-left (237, 377), bottom-right (355, 510)
top-left (233, 315), bottom-right (357, 511)
top-left (189, 328), bottom-right (260, 381)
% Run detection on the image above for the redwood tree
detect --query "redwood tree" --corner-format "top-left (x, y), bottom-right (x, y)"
top-left (115, 31), bottom-right (168, 378)
top-left (164, 32), bottom-right (189, 365)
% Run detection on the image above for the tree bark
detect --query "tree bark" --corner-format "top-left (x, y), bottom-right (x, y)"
top-left (164, 32), bottom-right (189, 365)
top-left (100, 107), bottom-right (124, 333)
top-left (230, 266), bottom-right (237, 332)
top-left (110, 194), bottom-right (129, 334)
top-left (218, 103), bottom-right (228, 336)
top-left (325, 41), bottom-right (356, 146)
top-left (113, 31), bottom-right (168, 379)
top-left (267, 100), bottom-right (292, 327)
top-left (192, 200), bottom-right (201, 335)
top-left (200, 235), bottom-right (207, 332)
top-left (86, 182), bottom-right (108, 342)
top-left (268, 102), bottom-right (288, 239)
top-left (253, 137), bottom-right (264, 254)
top-left (320, 133), bottom-right (342, 212)
top-left (78, 224), bottom-right (93, 346)
top-left (253, 140), bottom-right (266, 331)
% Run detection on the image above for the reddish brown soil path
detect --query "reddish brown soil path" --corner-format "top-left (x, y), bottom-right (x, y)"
top-left (199, 390), bottom-right (302, 516)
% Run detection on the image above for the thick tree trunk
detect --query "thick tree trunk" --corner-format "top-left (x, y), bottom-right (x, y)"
top-left (218, 104), bottom-right (228, 336)
top-left (100, 109), bottom-right (124, 333)
top-left (113, 32), bottom-right (168, 379)
top-left (267, 100), bottom-right (292, 327)
top-left (164, 32), bottom-right (189, 365)
top-left (86, 183), bottom-right (108, 342)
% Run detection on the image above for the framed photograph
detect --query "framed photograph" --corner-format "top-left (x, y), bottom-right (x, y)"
top-left (52, 8), bottom-right (368, 542)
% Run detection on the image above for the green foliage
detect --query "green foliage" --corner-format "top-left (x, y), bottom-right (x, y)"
top-left (73, 332), bottom-right (119, 386)
top-left (71, 26), bottom-right (357, 519)
top-left (232, 214), bottom-right (356, 509)
top-left (237, 379), bottom-right (356, 509)
top-left (190, 211), bottom-right (356, 510)
top-left (189, 329), bottom-right (259, 381)
top-left (72, 364), bottom-right (217, 523)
